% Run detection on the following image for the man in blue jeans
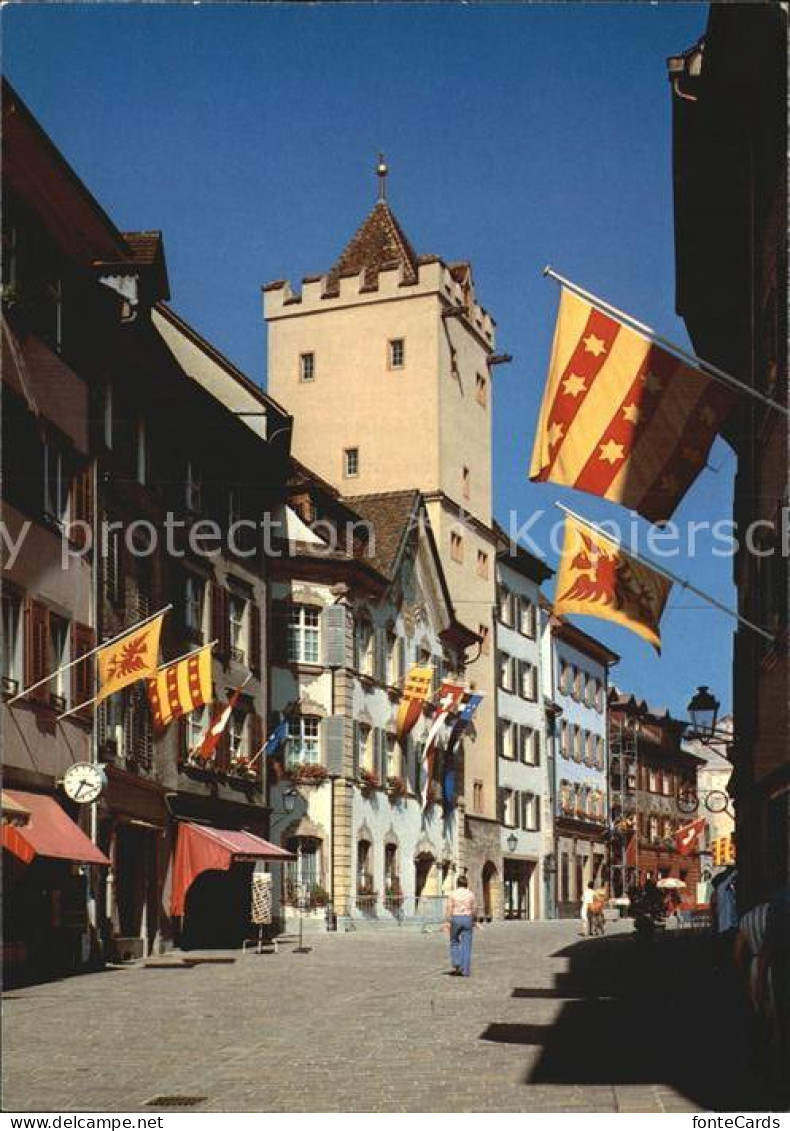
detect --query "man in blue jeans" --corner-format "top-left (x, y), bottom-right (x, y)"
top-left (445, 874), bottom-right (478, 976)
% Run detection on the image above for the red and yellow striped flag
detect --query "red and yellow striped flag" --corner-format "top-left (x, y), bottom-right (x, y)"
top-left (554, 515), bottom-right (672, 651)
top-left (146, 644), bottom-right (213, 730)
top-left (529, 288), bottom-right (735, 523)
top-left (395, 665), bottom-right (433, 743)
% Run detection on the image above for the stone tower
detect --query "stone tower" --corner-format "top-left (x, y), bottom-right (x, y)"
top-left (263, 178), bottom-right (502, 905)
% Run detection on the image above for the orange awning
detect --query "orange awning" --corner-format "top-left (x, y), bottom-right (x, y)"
top-left (1, 790), bottom-right (110, 866)
top-left (170, 822), bottom-right (294, 917)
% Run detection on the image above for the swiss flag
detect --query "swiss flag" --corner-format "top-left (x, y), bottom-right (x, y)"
top-left (674, 817), bottom-right (705, 857)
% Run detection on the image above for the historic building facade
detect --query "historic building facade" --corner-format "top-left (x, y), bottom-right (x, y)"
top-left (2, 81), bottom-right (293, 980)
top-left (542, 612), bottom-right (617, 918)
top-left (2, 80), bottom-right (115, 982)
top-left (267, 467), bottom-right (478, 926)
top-left (494, 525), bottom-right (553, 919)
top-left (263, 178), bottom-right (504, 913)
top-left (669, 4), bottom-right (788, 912)
top-left (608, 690), bottom-right (704, 900)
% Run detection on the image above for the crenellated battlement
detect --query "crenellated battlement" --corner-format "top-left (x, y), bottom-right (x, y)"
top-left (263, 257), bottom-right (495, 347)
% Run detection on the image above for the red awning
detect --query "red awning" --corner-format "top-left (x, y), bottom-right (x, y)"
top-left (170, 822), bottom-right (294, 917)
top-left (1, 790), bottom-right (110, 866)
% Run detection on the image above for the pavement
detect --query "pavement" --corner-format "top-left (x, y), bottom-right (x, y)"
top-left (1, 919), bottom-right (775, 1113)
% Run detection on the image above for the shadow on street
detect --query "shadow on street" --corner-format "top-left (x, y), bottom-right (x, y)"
top-left (480, 929), bottom-right (782, 1112)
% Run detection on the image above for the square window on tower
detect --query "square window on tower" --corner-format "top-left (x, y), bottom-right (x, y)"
top-left (475, 372), bottom-right (488, 406)
top-left (343, 447), bottom-right (359, 478)
top-left (300, 352), bottom-right (315, 382)
top-left (388, 338), bottom-right (405, 369)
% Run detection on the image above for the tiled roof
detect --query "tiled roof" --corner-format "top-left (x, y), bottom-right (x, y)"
top-left (342, 489), bottom-right (420, 579)
top-left (329, 201), bottom-right (420, 285)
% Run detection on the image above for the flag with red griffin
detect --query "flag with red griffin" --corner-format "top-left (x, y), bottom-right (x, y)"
top-left (96, 613), bottom-right (165, 704)
top-left (674, 817), bottom-right (706, 857)
top-left (553, 514), bottom-right (672, 651)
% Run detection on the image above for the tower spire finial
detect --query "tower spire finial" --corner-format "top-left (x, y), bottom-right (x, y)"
top-left (376, 152), bottom-right (388, 202)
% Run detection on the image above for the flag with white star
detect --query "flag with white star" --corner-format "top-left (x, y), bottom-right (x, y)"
top-left (554, 514), bottom-right (672, 650)
top-left (529, 287), bottom-right (735, 523)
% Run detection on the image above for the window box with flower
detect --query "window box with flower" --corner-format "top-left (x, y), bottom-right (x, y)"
top-left (285, 762), bottom-right (329, 785)
top-left (359, 768), bottom-right (380, 796)
top-left (386, 775), bottom-right (408, 801)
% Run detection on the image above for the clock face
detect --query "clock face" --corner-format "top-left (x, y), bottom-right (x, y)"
top-left (63, 762), bottom-right (107, 804)
top-left (676, 788), bottom-right (699, 814)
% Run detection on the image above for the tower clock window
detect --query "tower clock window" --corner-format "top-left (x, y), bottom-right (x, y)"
top-left (343, 447), bottom-right (359, 478)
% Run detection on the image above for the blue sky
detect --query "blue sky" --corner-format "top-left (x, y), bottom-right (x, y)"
top-left (5, 2), bottom-right (734, 718)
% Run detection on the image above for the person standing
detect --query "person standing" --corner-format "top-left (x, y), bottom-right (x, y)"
top-left (445, 875), bottom-right (477, 976)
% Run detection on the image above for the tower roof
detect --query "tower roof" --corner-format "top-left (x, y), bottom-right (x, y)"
top-left (329, 200), bottom-right (420, 286)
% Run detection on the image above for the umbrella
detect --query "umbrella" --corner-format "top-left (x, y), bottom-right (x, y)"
top-left (657, 877), bottom-right (687, 890)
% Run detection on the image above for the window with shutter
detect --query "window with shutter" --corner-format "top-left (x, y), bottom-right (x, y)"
top-left (249, 603), bottom-right (262, 673)
top-left (102, 520), bottom-right (124, 607)
top-left (2, 593), bottom-right (23, 693)
top-left (71, 622), bottom-right (95, 719)
top-left (24, 598), bottom-right (50, 703)
top-left (70, 463), bottom-right (93, 548)
top-left (375, 729), bottom-right (386, 782)
top-left (211, 583), bottom-right (230, 658)
top-left (324, 716), bottom-right (345, 777)
top-left (321, 604), bottom-right (346, 668)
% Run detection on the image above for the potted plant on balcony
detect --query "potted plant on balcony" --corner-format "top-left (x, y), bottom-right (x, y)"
top-left (386, 775), bottom-right (408, 802)
top-left (285, 762), bottom-right (329, 786)
top-left (359, 768), bottom-right (380, 797)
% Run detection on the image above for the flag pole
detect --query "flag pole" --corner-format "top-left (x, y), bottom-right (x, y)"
top-left (153, 639), bottom-right (217, 672)
top-left (543, 266), bottom-right (789, 419)
top-left (7, 603), bottom-right (173, 706)
top-left (554, 502), bottom-right (774, 643)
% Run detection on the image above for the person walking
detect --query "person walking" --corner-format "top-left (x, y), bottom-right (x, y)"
top-left (580, 881), bottom-right (597, 937)
top-left (445, 874), bottom-right (477, 976)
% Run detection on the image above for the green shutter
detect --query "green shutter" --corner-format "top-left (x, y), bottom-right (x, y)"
top-left (322, 605), bottom-right (347, 668)
top-left (324, 715), bottom-right (345, 777)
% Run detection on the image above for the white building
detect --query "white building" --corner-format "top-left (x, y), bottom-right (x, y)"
top-left (542, 609), bottom-right (618, 918)
top-left (494, 525), bottom-right (553, 919)
top-left (268, 465), bottom-right (478, 929)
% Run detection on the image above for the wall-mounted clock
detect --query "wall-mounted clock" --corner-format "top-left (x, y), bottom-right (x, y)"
top-left (63, 762), bottom-right (107, 804)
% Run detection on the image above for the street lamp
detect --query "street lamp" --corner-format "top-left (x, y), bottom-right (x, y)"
top-left (506, 832), bottom-right (518, 854)
top-left (687, 686), bottom-right (720, 742)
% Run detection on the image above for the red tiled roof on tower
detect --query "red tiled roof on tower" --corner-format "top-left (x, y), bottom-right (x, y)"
top-left (329, 201), bottom-right (420, 286)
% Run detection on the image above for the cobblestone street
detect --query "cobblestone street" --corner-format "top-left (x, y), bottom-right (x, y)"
top-left (2, 920), bottom-right (771, 1113)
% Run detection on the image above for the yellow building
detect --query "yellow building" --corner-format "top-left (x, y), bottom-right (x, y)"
top-left (263, 170), bottom-right (503, 913)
